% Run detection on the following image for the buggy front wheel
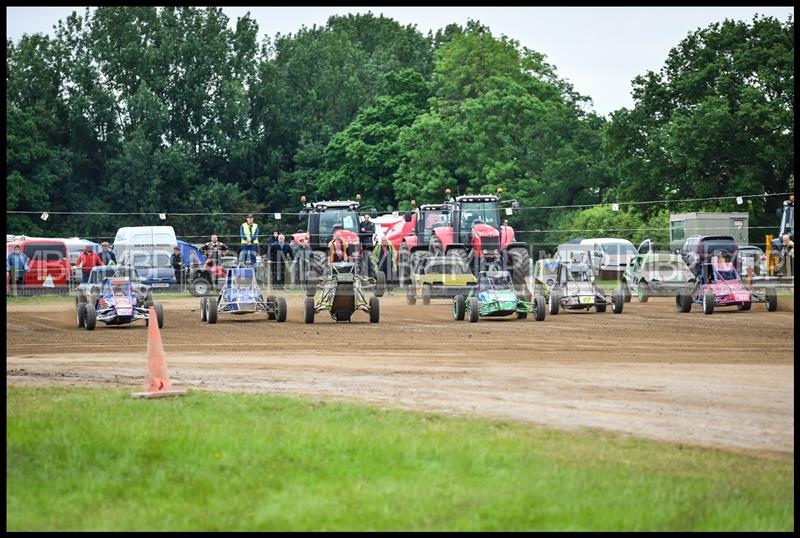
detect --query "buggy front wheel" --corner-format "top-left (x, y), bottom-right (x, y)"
top-left (548, 293), bottom-right (559, 315)
top-left (452, 295), bottom-right (465, 320)
top-left (76, 303), bottom-right (87, 328)
top-left (84, 303), bottom-right (96, 331)
top-left (369, 296), bottom-right (380, 323)
top-left (155, 302), bottom-right (164, 328)
top-left (467, 297), bottom-right (480, 323)
top-left (200, 298), bottom-right (207, 321)
top-left (533, 295), bottom-right (546, 322)
top-left (304, 297), bottom-right (315, 324)
top-left (207, 298), bottom-right (218, 324)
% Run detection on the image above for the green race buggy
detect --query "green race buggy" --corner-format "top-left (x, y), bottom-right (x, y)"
top-left (453, 270), bottom-right (546, 323)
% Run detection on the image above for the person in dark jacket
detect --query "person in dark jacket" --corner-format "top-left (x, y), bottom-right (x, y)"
top-left (170, 247), bottom-right (184, 285)
top-left (270, 234), bottom-right (292, 290)
top-left (99, 242), bottom-right (117, 265)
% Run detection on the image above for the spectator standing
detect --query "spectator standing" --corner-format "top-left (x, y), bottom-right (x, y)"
top-left (170, 247), bottom-right (184, 286)
top-left (239, 214), bottom-right (260, 266)
top-left (99, 241), bottom-right (117, 265)
top-left (371, 237), bottom-right (398, 290)
top-left (781, 234), bottom-right (794, 277)
top-left (293, 236), bottom-right (313, 287)
top-left (201, 233), bottom-right (228, 265)
top-left (270, 234), bottom-right (292, 290)
top-left (76, 244), bottom-right (103, 283)
top-left (359, 213), bottom-right (376, 276)
top-left (7, 245), bottom-right (30, 289)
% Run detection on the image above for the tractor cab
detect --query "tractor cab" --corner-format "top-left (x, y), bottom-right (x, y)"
top-left (452, 195), bottom-right (503, 258)
top-left (416, 204), bottom-right (452, 245)
top-left (300, 199), bottom-right (361, 254)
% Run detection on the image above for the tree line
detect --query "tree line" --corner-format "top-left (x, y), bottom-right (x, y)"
top-left (6, 8), bottom-right (794, 248)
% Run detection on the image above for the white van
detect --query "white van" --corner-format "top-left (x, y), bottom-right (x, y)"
top-left (579, 238), bottom-right (637, 280)
top-left (112, 226), bottom-right (178, 287)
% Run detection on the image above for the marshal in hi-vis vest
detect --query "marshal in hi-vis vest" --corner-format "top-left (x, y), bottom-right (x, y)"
top-left (241, 222), bottom-right (259, 244)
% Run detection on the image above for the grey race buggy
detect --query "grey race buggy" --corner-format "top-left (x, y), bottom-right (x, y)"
top-left (200, 267), bottom-right (287, 324)
top-left (304, 261), bottom-right (380, 323)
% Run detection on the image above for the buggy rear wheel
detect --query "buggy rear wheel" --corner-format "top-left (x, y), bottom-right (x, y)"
top-left (276, 296), bottom-right (288, 322)
top-left (548, 292), bottom-right (559, 315)
top-left (304, 297), bottom-right (315, 324)
top-left (467, 297), bottom-right (480, 323)
top-left (533, 294), bottom-right (546, 322)
top-left (766, 289), bottom-right (778, 312)
top-left (84, 303), bottom-right (96, 331)
top-left (155, 302), bottom-right (164, 328)
top-left (207, 298), bottom-right (218, 324)
top-left (76, 303), bottom-right (86, 328)
top-left (422, 284), bottom-right (432, 305)
top-left (374, 271), bottom-right (386, 297)
top-left (452, 295), bottom-right (465, 320)
top-left (369, 296), bottom-right (380, 323)
top-left (266, 295), bottom-right (277, 320)
top-left (406, 284), bottom-right (417, 305)
top-left (612, 290), bottom-right (624, 314)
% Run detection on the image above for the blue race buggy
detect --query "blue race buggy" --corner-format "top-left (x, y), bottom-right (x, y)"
top-left (76, 277), bottom-right (164, 331)
top-left (200, 267), bottom-right (287, 324)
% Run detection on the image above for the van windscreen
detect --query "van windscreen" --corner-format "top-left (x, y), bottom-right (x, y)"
top-left (23, 243), bottom-right (66, 261)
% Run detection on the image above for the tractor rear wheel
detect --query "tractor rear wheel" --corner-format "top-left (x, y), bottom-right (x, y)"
top-left (200, 298), bottom-right (207, 321)
top-left (467, 297), bottom-right (480, 323)
top-left (422, 284), bottom-right (432, 305)
top-left (266, 295), bottom-right (277, 319)
top-left (766, 289), bottom-right (778, 312)
top-left (409, 250), bottom-right (430, 276)
top-left (406, 284), bottom-right (417, 305)
top-left (304, 297), bottom-right (315, 324)
top-left (375, 270), bottom-right (386, 297)
top-left (76, 303), bottom-right (87, 328)
top-left (533, 295), bottom-right (546, 321)
top-left (369, 296), bottom-right (380, 323)
top-left (276, 297), bottom-right (288, 322)
top-left (452, 295), bottom-right (465, 320)
top-left (506, 247), bottom-right (531, 297)
top-left (207, 298), bottom-right (218, 324)
top-left (84, 303), bottom-right (96, 331)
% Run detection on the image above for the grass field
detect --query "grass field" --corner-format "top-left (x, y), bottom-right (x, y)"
top-left (6, 387), bottom-right (793, 531)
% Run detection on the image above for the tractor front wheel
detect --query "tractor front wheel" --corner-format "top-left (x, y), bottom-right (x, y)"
top-left (506, 247), bottom-right (531, 297)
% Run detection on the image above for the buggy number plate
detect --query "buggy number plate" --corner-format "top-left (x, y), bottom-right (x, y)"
top-left (580, 296), bottom-right (592, 303)
top-left (734, 293), bottom-right (749, 302)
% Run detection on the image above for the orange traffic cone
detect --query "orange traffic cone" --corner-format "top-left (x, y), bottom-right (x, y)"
top-left (132, 307), bottom-right (187, 399)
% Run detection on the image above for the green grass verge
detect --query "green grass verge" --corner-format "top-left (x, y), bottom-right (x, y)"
top-left (7, 387), bottom-right (793, 531)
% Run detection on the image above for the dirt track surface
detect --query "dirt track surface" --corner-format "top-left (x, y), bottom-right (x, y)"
top-left (6, 293), bottom-right (795, 454)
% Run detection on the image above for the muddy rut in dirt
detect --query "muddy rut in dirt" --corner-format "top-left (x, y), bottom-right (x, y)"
top-left (7, 294), bottom-right (795, 454)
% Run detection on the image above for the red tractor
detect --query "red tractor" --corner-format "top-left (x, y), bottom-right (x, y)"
top-left (382, 200), bottom-right (453, 284)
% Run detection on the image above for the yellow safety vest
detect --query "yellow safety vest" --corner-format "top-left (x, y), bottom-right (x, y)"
top-left (241, 223), bottom-right (259, 244)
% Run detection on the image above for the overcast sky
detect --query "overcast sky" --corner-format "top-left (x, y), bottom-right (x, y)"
top-left (6, 6), bottom-right (794, 116)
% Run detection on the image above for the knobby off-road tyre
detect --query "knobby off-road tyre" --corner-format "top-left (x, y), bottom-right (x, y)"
top-left (200, 298), bottom-right (207, 321)
top-left (533, 295), bottom-right (546, 321)
top-left (207, 298), bottom-right (218, 324)
top-left (76, 303), bottom-right (87, 328)
top-left (506, 247), bottom-right (531, 298)
top-left (155, 302), bottom-right (165, 328)
top-left (304, 297), bottom-right (315, 324)
top-left (276, 297), bottom-right (288, 322)
top-left (468, 297), bottom-right (480, 323)
top-left (621, 282), bottom-right (632, 303)
top-left (452, 295), bottom-right (465, 320)
top-left (84, 303), bottom-right (97, 331)
top-left (369, 296), bottom-right (380, 323)
top-left (676, 292), bottom-right (692, 313)
top-left (190, 277), bottom-right (210, 297)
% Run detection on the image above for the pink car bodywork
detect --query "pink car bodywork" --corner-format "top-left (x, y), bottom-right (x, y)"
top-left (703, 261), bottom-right (751, 306)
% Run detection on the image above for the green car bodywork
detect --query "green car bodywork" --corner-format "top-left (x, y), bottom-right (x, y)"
top-left (453, 270), bottom-right (545, 322)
